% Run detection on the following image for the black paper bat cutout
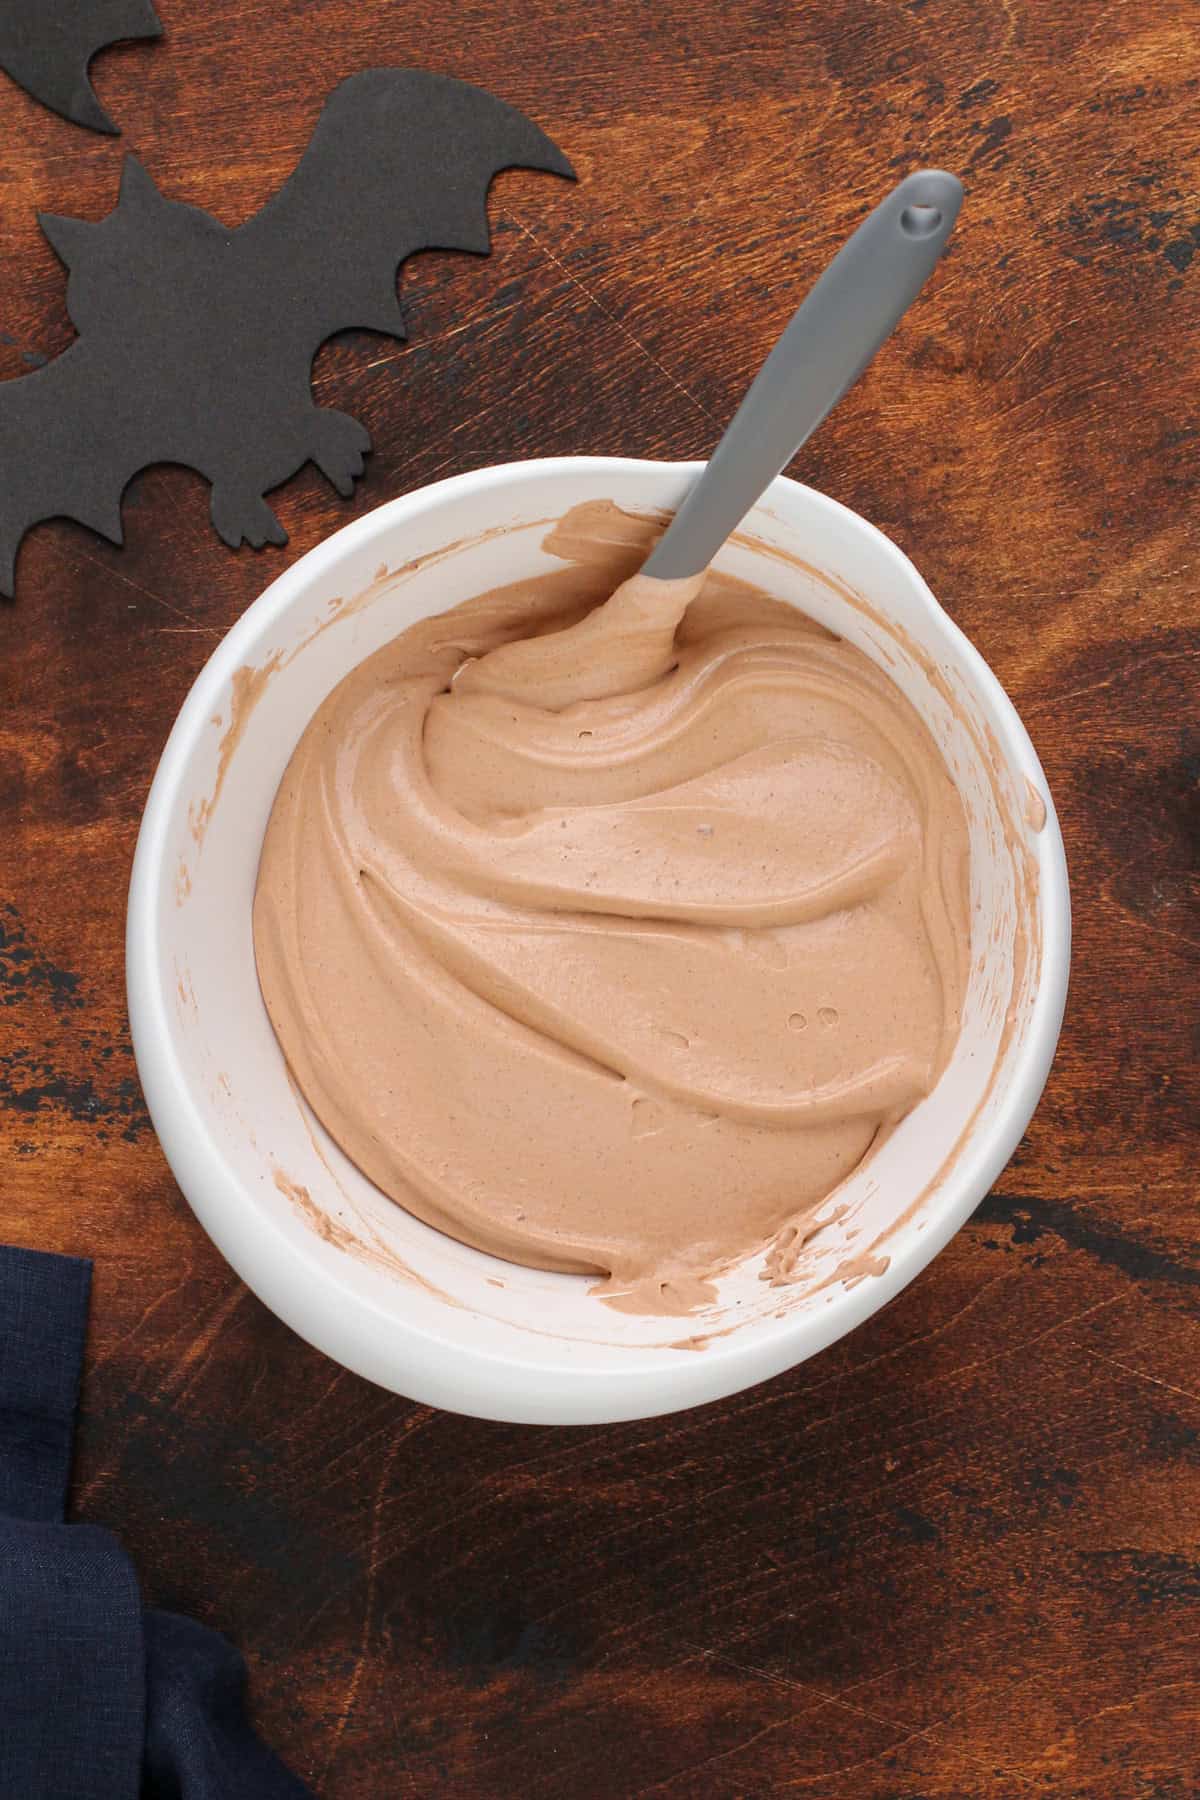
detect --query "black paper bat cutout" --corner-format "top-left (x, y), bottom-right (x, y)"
top-left (0, 69), bottom-right (573, 596)
top-left (0, 0), bottom-right (161, 135)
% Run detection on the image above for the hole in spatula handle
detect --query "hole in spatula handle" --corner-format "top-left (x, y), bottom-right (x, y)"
top-left (900, 204), bottom-right (943, 237)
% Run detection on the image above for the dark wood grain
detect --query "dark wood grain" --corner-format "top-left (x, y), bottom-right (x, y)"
top-left (3, 1), bottom-right (1198, 1793)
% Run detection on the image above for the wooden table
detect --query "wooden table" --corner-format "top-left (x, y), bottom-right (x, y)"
top-left (3, 2), bottom-right (1197, 1793)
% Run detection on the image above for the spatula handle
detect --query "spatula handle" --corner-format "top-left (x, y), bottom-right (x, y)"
top-left (643, 169), bottom-right (963, 580)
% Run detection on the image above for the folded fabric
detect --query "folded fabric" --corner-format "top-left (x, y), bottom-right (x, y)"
top-left (0, 1245), bottom-right (313, 1800)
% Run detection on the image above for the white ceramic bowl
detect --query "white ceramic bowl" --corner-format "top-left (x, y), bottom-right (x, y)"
top-left (127, 458), bottom-right (1069, 1424)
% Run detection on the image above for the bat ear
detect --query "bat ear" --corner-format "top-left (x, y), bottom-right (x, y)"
top-left (38, 213), bottom-right (101, 269)
top-left (126, 0), bottom-right (165, 38)
top-left (514, 131), bottom-right (574, 183)
top-left (118, 157), bottom-right (166, 213)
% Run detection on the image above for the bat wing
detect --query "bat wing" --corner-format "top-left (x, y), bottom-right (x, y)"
top-left (0, 0), bottom-right (162, 134)
top-left (240, 69), bottom-right (574, 346)
top-left (0, 351), bottom-right (132, 598)
top-left (0, 72), bottom-right (573, 595)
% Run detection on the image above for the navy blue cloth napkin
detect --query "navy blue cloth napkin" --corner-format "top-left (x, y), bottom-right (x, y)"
top-left (0, 1245), bottom-right (313, 1800)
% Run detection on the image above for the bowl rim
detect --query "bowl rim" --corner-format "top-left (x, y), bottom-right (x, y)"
top-left (127, 455), bottom-right (1071, 1424)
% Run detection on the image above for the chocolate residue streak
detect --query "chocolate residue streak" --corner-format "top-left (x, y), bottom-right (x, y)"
top-left (282, 1069), bottom-right (458, 1304)
top-left (191, 615), bottom-right (349, 850)
top-left (840, 1250), bottom-right (891, 1291)
top-left (273, 1167), bottom-right (360, 1252)
top-left (254, 500), bottom-right (975, 1317)
top-left (1025, 777), bottom-right (1048, 831)
top-left (174, 966), bottom-right (197, 1018)
top-left (174, 858), bottom-right (191, 905)
top-left (192, 655), bottom-right (284, 846)
top-left (762, 1203), bottom-right (852, 1285)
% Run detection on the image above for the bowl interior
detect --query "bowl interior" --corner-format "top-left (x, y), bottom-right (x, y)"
top-left (130, 459), bottom-right (1066, 1419)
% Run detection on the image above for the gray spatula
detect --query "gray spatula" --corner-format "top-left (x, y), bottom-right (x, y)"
top-left (456, 170), bottom-right (964, 709)
top-left (642, 169), bottom-right (963, 581)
